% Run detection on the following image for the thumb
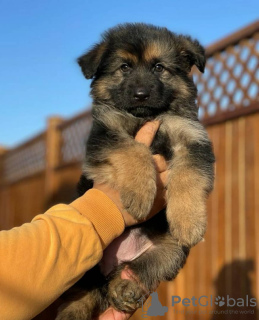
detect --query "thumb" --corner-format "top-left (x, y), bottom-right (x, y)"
top-left (135, 121), bottom-right (160, 146)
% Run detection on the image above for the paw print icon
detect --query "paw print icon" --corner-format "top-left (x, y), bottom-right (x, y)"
top-left (215, 296), bottom-right (225, 307)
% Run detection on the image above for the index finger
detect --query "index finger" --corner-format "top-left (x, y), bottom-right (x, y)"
top-left (134, 121), bottom-right (160, 147)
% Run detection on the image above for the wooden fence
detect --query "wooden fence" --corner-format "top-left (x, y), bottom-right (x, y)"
top-left (0, 20), bottom-right (258, 320)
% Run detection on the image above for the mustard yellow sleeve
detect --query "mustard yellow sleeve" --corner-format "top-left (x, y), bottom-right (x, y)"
top-left (0, 189), bottom-right (125, 320)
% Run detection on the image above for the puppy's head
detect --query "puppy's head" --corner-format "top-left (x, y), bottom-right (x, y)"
top-left (78, 23), bottom-right (205, 118)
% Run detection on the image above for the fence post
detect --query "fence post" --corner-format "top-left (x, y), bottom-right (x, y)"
top-left (44, 117), bottom-right (63, 207)
top-left (0, 147), bottom-right (8, 187)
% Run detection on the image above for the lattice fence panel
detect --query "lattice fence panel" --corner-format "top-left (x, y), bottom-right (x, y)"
top-left (3, 136), bottom-right (46, 183)
top-left (60, 114), bottom-right (92, 164)
top-left (194, 31), bottom-right (259, 121)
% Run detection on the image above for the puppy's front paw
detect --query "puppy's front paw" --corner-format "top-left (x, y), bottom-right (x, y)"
top-left (167, 205), bottom-right (206, 247)
top-left (166, 168), bottom-right (208, 247)
top-left (170, 222), bottom-right (206, 247)
top-left (120, 177), bottom-right (156, 220)
top-left (108, 278), bottom-right (145, 312)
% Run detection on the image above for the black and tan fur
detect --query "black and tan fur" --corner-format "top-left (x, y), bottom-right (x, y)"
top-left (56, 23), bottom-right (215, 320)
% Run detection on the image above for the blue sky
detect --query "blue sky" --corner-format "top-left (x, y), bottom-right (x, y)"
top-left (0, 0), bottom-right (258, 147)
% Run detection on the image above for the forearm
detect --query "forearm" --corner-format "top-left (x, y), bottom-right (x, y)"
top-left (0, 189), bottom-right (125, 320)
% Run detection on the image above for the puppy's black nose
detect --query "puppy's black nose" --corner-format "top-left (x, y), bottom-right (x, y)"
top-left (134, 87), bottom-right (150, 101)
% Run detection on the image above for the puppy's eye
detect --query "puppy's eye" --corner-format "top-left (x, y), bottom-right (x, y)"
top-left (154, 64), bottom-right (164, 72)
top-left (120, 63), bottom-right (130, 72)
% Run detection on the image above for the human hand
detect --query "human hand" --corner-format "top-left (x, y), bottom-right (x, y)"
top-left (94, 121), bottom-right (169, 227)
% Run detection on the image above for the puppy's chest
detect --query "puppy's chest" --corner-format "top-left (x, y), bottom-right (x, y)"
top-left (150, 130), bottom-right (173, 160)
top-left (126, 119), bottom-right (173, 161)
top-left (125, 118), bottom-right (175, 161)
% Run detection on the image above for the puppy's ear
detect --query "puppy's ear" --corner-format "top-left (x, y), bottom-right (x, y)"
top-left (178, 36), bottom-right (206, 73)
top-left (77, 42), bottom-right (107, 79)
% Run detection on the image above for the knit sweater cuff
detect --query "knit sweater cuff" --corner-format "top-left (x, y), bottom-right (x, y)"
top-left (70, 189), bottom-right (125, 248)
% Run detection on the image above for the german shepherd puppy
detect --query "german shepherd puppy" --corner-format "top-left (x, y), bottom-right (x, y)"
top-left (56, 23), bottom-right (215, 320)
